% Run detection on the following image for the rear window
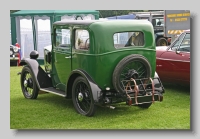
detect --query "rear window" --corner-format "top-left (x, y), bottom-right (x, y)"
top-left (113, 31), bottom-right (144, 49)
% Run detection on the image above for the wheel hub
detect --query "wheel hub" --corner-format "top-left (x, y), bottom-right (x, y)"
top-left (78, 92), bottom-right (84, 102)
top-left (28, 78), bottom-right (33, 87)
top-left (24, 80), bottom-right (28, 87)
top-left (125, 69), bottom-right (139, 80)
top-left (24, 78), bottom-right (33, 88)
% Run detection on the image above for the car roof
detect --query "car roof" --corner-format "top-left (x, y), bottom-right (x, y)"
top-left (53, 20), bottom-right (98, 26)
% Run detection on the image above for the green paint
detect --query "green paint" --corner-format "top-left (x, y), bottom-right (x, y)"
top-left (49, 20), bottom-right (156, 90)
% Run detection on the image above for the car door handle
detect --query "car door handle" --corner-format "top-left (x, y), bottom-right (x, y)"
top-left (189, 57), bottom-right (190, 59)
top-left (65, 56), bottom-right (71, 59)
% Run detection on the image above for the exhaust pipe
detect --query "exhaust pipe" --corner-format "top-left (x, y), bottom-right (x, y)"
top-left (106, 105), bottom-right (115, 109)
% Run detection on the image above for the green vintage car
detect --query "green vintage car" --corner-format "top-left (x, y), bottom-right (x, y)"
top-left (19, 20), bottom-right (165, 116)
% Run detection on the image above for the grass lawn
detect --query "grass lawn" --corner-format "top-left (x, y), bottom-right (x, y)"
top-left (10, 66), bottom-right (190, 129)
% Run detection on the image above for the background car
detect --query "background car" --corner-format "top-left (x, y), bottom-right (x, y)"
top-left (156, 30), bottom-right (190, 86)
top-left (10, 44), bottom-right (19, 66)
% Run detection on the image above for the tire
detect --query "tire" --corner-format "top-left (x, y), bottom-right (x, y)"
top-left (20, 66), bottom-right (39, 99)
top-left (72, 76), bottom-right (96, 116)
top-left (138, 103), bottom-right (152, 108)
top-left (156, 37), bottom-right (168, 46)
top-left (113, 54), bottom-right (152, 94)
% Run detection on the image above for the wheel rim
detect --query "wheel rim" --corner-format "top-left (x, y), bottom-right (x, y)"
top-left (119, 60), bottom-right (149, 89)
top-left (22, 71), bottom-right (34, 97)
top-left (160, 40), bottom-right (167, 46)
top-left (74, 81), bottom-right (92, 114)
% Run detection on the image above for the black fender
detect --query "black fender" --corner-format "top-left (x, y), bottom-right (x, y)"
top-left (66, 69), bottom-right (102, 103)
top-left (20, 58), bottom-right (52, 89)
top-left (153, 72), bottom-right (165, 94)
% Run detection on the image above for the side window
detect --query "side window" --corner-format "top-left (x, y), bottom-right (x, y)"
top-left (75, 29), bottom-right (90, 50)
top-left (55, 28), bottom-right (71, 48)
top-left (114, 31), bottom-right (144, 48)
top-left (179, 33), bottom-right (190, 52)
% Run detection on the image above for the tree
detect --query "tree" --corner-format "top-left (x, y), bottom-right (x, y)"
top-left (98, 10), bottom-right (144, 18)
top-left (10, 10), bottom-right (20, 13)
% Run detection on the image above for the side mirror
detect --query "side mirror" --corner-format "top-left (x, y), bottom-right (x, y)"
top-left (175, 48), bottom-right (180, 54)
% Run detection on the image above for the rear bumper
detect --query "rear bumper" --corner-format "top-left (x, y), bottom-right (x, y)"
top-left (96, 77), bottom-right (165, 106)
top-left (125, 92), bottom-right (163, 106)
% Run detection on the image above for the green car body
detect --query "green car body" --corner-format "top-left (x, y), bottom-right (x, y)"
top-left (19, 20), bottom-right (164, 117)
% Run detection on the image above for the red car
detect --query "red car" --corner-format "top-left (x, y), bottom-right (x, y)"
top-left (156, 30), bottom-right (190, 86)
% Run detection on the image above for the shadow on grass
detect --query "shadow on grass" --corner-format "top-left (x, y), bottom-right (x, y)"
top-left (95, 104), bottom-right (147, 117)
top-left (162, 83), bottom-right (190, 94)
top-left (21, 93), bottom-right (146, 117)
top-left (37, 93), bottom-right (74, 108)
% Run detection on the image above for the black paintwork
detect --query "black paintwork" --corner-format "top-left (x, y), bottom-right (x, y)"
top-left (20, 58), bottom-right (52, 89)
top-left (67, 69), bottom-right (102, 103)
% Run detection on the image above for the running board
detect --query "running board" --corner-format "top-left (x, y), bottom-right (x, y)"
top-left (40, 87), bottom-right (66, 97)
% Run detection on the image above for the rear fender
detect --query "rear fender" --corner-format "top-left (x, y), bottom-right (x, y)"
top-left (66, 69), bottom-right (102, 103)
top-left (153, 72), bottom-right (165, 93)
top-left (20, 58), bottom-right (52, 89)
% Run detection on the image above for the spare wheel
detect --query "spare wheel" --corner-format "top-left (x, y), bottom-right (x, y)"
top-left (112, 54), bottom-right (152, 94)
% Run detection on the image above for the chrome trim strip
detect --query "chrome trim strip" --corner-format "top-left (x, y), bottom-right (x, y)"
top-left (156, 57), bottom-right (190, 62)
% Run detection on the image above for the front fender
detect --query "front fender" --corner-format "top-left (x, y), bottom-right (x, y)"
top-left (66, 69), bottom-right (102, 103)
top-left (20, 58), bottom-right (52, 89)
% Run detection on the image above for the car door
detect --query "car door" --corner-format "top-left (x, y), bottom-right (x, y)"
top-left (175, 33), bottom-right (190, 82)
top-left (53, 28), bottom-right (72, 91)
top-left (158, 32), bottom-right (190, 83)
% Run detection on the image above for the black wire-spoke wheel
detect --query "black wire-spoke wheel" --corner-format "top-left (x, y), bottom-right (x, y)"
top-left (20, 66), bottom-right (39, 99)
top-left (120, 60), bottom-right (148, 84)
top-left (113, 54), bottom-right (152, 94)
top-left (72, 76), bottom-right (96, 116)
